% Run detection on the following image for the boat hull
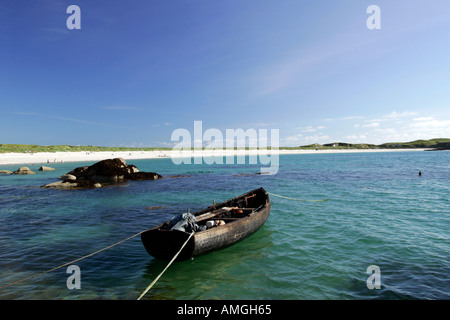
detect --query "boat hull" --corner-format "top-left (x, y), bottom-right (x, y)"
top-left (141, 187), bottom-right (270, 261)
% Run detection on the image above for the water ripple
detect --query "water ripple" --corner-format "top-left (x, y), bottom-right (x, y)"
top-left (1, 152), bottom-right (449, 299)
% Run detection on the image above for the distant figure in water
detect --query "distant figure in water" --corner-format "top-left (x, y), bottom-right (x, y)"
top-left (419, 171), bottom-right (422, 176)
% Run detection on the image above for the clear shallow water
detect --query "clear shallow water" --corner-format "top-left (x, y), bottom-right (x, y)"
top-left (0, 151), bottom-right (449, 300)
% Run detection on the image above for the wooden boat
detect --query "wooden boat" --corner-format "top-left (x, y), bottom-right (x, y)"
top-left (141, 187), bottom-right (270, 261)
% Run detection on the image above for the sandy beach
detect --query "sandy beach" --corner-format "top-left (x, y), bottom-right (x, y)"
top-left (0, 148), bottom-right (430, 166)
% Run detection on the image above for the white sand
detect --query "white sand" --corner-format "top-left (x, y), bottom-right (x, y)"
top-left (0, 148), bottom-right (430, 166)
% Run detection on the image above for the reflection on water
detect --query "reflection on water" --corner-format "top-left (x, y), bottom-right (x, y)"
top-left (139, 226), bottom-right (274, 300)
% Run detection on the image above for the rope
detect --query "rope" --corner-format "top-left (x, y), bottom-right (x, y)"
top-left (1, 192), bottom-right (324, 293)
top-left (0, 230), bottom-right (146, 291)
top-left (268, 192), bottom-right (328, 202)
top-left (137, 231), bottom-right (195, 300)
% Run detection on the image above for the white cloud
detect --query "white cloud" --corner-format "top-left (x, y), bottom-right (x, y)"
top-left (345, 134), bottom-right (368, 143)
top-left (324, 116), bottom-right (364, 121)
top-left (363, 122), bottom-right (380, 128)
top-left (360, 111), bottom-right (419, 124)
top-left (287, 110), bottom-right (450, 146)
top-left (282, 134), bottom-right (330, 146)
top-left (411, 117), bottom-right (450, 129)
top-left (412, 117), bottom-right (434, 121)
top-left (408, 117), bottom-right (450, 138)
top-left (374, 128), bottom-right (398, 135)
top-left (382, 111), bottom-right (419, 119)
top-left (297, 125), bottom-right (326, 133)
top-left (363, 113), bottom-right (450, 143)
top-left (278, 110), bottom-right (449, 146)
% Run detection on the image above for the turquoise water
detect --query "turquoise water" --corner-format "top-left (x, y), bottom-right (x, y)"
top-left (0, 151), bottom-right (449, 300)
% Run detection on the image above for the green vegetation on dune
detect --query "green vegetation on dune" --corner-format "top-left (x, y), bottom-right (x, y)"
top-left (283, 138), bottom-right (450, 150)
top-left (0, 144), bottom-right (172, 153)
top-left (0, 138), bottom-right (449, 153)
top-left (378, 138), bottom-right (450, 149)
top-left (283, 142), bottom-right (378, 150)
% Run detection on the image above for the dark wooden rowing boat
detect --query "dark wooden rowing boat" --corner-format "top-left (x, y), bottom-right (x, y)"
top-left (141, 187), bottom-right (270, 261)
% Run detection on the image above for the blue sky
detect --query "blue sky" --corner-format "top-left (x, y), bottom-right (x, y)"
top-left (1, 0), bottom-right (449, 147)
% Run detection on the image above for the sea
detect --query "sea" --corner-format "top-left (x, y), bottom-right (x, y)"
top-left (0, 150), bottom-right (448, 300)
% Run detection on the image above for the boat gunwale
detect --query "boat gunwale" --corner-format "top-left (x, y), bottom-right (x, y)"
top-left (193, 202), bottom-right (266, 236)
top-left (148, 187), bottom-right (268, 234)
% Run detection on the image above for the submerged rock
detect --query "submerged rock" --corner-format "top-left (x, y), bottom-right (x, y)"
top-left (13, 167), bottom-right (35, 175)
top-left (43, 180), bottom-right (102, 190)
top-left (146, 206), bottom-right (164, 211)
top-left (39, 166), bottom-right (56, 171)
top-left (42, 158), bottom-right (161, 189)
top-left (58, 174), bottom-right (77, 181)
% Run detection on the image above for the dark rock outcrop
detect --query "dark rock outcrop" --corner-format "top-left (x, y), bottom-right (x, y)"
top-left (66, 158), bottom-right (161, 182)
top-left (42, 158), bottom-right (162, 189)
top-left (432, 142), bottom-right (450, 151)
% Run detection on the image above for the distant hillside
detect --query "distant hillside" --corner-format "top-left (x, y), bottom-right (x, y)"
top-left (1, 138), bottom-right (449, 153)
top-left (378, 138), bottom-right (450, 149)
top-left (0, 144), bottom-right (171, 153)
top-left (292, 138), bottom-right (450, 150)
top-left (432, 141), bottom-right (450, 150)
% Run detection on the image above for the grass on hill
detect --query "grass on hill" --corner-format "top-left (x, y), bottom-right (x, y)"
top-left (1, 138), bottom-right (449, 153)
top-left (289, 138), bottom-right (450, 150)
top-left (0, 144), bottom-right (172, 153)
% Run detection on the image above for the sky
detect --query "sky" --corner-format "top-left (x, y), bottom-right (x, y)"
top-left (0, 0), bottom-right (449, 147)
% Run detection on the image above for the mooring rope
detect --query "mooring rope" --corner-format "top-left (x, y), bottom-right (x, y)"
top-left (137, 231), bottom-right (195, 300)
top-left (1, 191), bottom-right (325, 292)
top-left (268, 192), bottom-right (328, 202)
top-left (0, 230), bottom-right (146, 290)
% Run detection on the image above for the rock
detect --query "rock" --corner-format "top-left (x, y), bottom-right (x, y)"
top-left (430, 141), bottom-right (450, 151)
top-left (146, 206), bottom-right (164, 211)
top-left (128, 165), bottom-right (139, 173)
top-left (42, 180), bottom-right (101, 190)
top-left (42, 158), bottom-right (161, 189)
top-left (0, 170), bottom-right (12, 174)
top-left (13, 167), bottom-right (35, 175)
top-left (58, 174), bottom-right (77, 180)
top-left (80, 158), bottom-right (132, 182)
top-left (39, 166), bottom-right (56, 171)
top-left (67, 166), bottom-right (89, 177)
top-left (127, 172), bottom-right (162, 181)
top-left (69, 158), bottom-right (161, 182)
top-left (115, 157), bottom-right (127, 167)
